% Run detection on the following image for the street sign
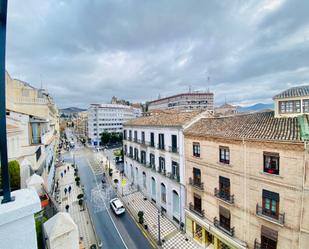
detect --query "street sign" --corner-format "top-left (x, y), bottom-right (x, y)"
top-left (121, 179), bottom-right (126, 187)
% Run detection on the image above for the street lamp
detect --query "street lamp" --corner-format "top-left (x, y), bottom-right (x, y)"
top-left (0, 0), bottom-right (13, 204)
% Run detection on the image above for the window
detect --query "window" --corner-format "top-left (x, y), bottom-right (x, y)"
top-left (219, 146), bottom-right (230, 164)
top-left (124, 145), bottom-right (127, 155)
top-left (219, 206), bottom-right (231, 231)
top-left (193, 142), bottom-right (200, 157)
top-left (264, 152), bottom-right (279, 175)
top-left (193, 193), bottom-right (202, 212)
top-left (141, 131), bottom-right (145, 144)
top-left (172, 190), bottom-right (180, 216)
top-left (219, 176), bottom-right (230, 200)
top-left (172, 161), bottom-right (179, 179)
top-left (158, 133), bottom-right (165, 149)
top-left (303, 99), bottom-right (309, 113)
top-left (261, 225), bottom-right (278, 249)
top-left (279, 100), bottom-right (301, 113)
top-left (129, 146), bottom-right (133, 157)
top-left (141, 151), bottom-right (146, 164)
top-left (171, 135), bottom-right (177, 151)
top-left (193, 167), bottom-right (201, 185)
top-left (129, 130), bottom-right (132, 140)
top-left (150, 153), bottom-right (155, 167)
top-left (161, 183), bottom-right (166, 203)
top-left (123, 130), bottom-right (127, 140)
top-left (134, 130), bottom-right (138, 142)
top-left (262, 190), bottom-right (279, 219)
top-left (150, 132), bottom-right (155, 147)
top-left (134, 148), bottom-right (139, 160)
top-left (159, 157), bottom-right (165, 173)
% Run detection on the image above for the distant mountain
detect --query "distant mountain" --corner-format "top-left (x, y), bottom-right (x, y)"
top-left (60, 107), bottom-right (86, 114)
top-left (238, 103), bottom-right (274, 113)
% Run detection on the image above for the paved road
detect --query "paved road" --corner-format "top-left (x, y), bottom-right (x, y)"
top-left (63, 130), bottom-right (153, 249)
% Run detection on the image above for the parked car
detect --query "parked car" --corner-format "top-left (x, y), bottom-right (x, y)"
top-left (110, 198), bottom-right (125, 215)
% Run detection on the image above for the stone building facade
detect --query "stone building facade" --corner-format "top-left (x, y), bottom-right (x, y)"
top-left (184, 110), bottom-right (309, 249)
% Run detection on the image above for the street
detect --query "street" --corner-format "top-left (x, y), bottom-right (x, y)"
top-left (64, 129), bottom-right (154, 249)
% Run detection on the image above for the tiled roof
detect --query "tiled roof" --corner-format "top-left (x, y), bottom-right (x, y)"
top-left (273, 85), bottom-right (309, 99)
top-left (184, 111), bottom-right (304, 142)
top-left (124, 111), bottom-right (200, 127)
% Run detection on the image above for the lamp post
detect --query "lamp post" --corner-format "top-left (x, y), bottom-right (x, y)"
top-left (0, 0), bottom-right (13, 204)
top-left (157, 209), bottom-right (162, 246)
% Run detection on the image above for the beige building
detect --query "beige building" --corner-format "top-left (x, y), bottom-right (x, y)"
top-left (74, 111), bottom-right (88, 141)
top-left (5, 71), bottom-right (60, 192)
top-left (183, 87), bottom-right (309, 249)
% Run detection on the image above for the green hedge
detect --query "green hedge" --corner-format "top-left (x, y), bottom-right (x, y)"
top-left (0, 160), bottom-right (21, 190)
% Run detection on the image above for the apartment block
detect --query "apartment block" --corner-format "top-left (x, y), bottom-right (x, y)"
top-left (5, 71), bottom-right (60, 192)
top-left (123, 111), bottom-right (206, 224)
top-left (148, 92), bottom-right (214, 112)
top-left (183, 86), bottom-right (309, 249)
top-left (87, 103), bottom-right (142, 146)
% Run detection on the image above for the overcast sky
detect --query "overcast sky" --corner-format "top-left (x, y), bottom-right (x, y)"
top-left (6, 0), bottom-right (309, 108)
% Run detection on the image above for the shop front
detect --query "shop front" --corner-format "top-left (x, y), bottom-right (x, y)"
top-left (185, 211), bottom-right (247, 249)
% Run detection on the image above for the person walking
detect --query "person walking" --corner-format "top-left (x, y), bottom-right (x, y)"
top-left (64, 187), bottom-right (67, 195)
top-left (68, 185), bottom-right (72, 194)
top-left (61, 172), bottom-right (63, 178)
top-left (65, 204), bottom-right (70, 212)
top-left (67, 165), bottom-right (70, 171)
top-left (64, 169), bottom-right (67, 175)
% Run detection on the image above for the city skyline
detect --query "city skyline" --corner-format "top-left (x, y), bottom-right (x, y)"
top-left (6, 0), bottom-right (309, 108)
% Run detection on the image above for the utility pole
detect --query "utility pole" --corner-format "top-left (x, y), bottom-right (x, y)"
top-left (0, 0), bottom-right (13, 204)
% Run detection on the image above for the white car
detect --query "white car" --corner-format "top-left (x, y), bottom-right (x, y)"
top-left (110, 198), bottom-right (125, 215)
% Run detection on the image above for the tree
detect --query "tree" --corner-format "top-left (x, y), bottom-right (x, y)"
top-left (100, 131), bottom-right (110, 145)
top-left (0, 160), bottom-right (21, 190)
top-left (138, 211), bottom-right (144, 224)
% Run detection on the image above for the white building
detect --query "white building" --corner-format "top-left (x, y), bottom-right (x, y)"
top-left (123, 110), bottom-right (205, 225)
top-left (87, 103), bottom-right (142, 146)
top-left (148, 92), bottom-right (214, 112)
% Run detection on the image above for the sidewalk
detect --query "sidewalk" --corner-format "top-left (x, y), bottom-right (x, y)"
top-left (56, 163), bottom-right (97, 249)
top-left (94, 150), bottom-right (201, 249)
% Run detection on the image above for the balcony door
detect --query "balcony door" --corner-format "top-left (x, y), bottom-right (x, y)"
top-left (193, 193), bottom-right (202, 212)
top-left (219, 206), bottom-right (231, 231)
top-left (261, 225), bottom-right (278, 249)
top-left (193, 168), bottom-right (201, 185)
top-left (219, 176), bottom-right (230, 199)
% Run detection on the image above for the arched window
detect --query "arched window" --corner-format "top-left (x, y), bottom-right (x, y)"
top-left (151, 177), bottom-right (156, 198)
top-left (161, 183), bottom-right (166, 203)
top-left (172, 190), bottom-right (180, 216)
top-left (143, 172), bottom-right (146, 189)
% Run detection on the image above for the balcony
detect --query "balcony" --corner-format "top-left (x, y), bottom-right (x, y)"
top-left (140, 159), bottom-right (146, 165)
top-left (189, 202), bottom-right (204, 217)
top-left (168, 173), bottom-right (180, 182)
top-left (158, 168), bottom-right (166, 176)
top-left (213, 217), bottom-right (234, 237)
top-left (256, 204), bottom-right (285, 225)
top-left (128, 137), bottom-right (132, 141)
top-left (214, 188), bottom-right (234, 204)
top-left (157, 144), bottom-right (165, 151)
top-left (254, 239), bottom-right (261, 249)
top-left (134, 157), bottom-right (140, 163)
top-left (168, 146), bottom-right (179, 154)
top-left (133, 138), bottom-right (138, 143)
top-left (189, 177), bottom-right (204, 191)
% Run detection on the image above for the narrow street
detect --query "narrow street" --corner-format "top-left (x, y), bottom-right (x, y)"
top-left (64, 130), bottom-right (154, 249)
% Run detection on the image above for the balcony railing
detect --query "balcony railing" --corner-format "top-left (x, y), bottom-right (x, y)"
top-left (168, 146), bottom-right (179, 154)
top-left (157, 144), bottom-right (165, 151)
top-left (254, 239), bottom-right (261, 249)
top-left (213, 217), bottom-right (234, 237)
top-left (189, 177), bottom-right (204, 191)
top-left (158, 168), bottom-right (166, 176)
top-left (214, 188), bottom-right (234, 204)
top-left (134, 138), bottom-right (138, 142)
top-left (168, 173), bottom-right (180, 182)
top-left (128, 137), bottom-right (132, 141)
top-left (134, 157), bottom-right (140, 163)
top-left (189, 202), bottom-right (204, 217)
top-left (256, 204), bottom-right (285, 225)
top-left (140, 159), bottom-right (146, 165)
top-left (32, 136), bottom-right (42, 145)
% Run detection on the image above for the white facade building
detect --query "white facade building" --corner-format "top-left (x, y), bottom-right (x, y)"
top-left (87, 104), bottom-right (142, 146)
top-left (123, 111), bottom-right (204, 225)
